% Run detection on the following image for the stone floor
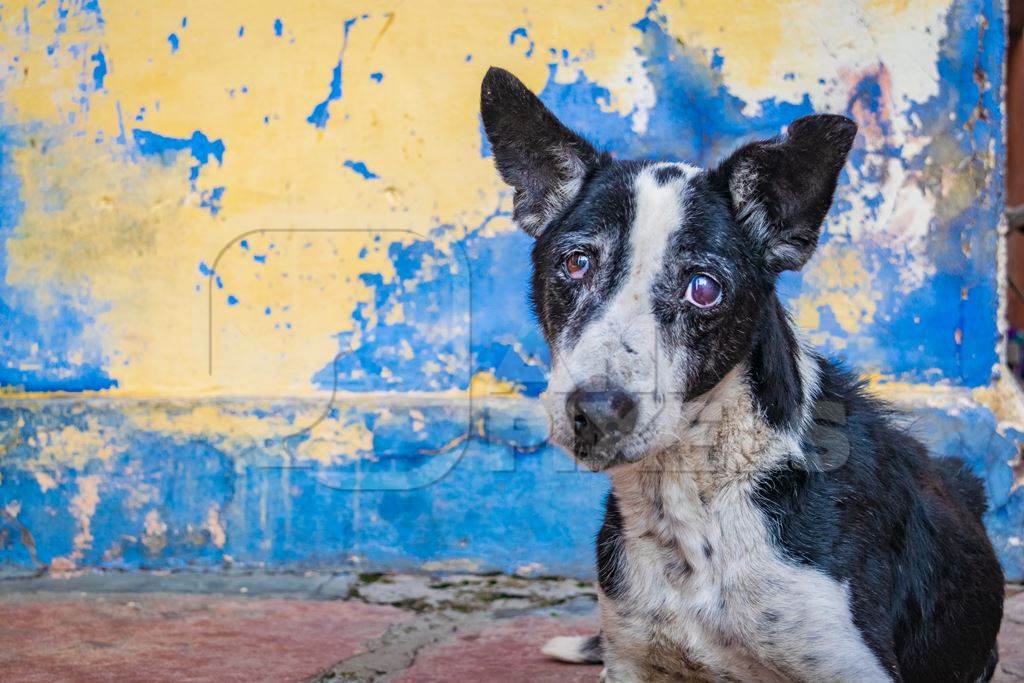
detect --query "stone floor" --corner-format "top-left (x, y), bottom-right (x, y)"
top-left (0, 571), bottom-right (1020, 682)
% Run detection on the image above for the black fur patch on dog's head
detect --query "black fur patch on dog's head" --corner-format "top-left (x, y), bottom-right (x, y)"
top-left (711, 114), bottom-right (857, 272)
top-left (481, 67), bottom-right (608, 237)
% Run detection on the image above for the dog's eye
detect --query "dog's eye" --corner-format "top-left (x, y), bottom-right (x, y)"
top-left (685, 273), bottom-right (722, 308)
top-left (564, 250), bottom-right (591, 280)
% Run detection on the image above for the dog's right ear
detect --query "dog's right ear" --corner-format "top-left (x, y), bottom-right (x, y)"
top-left (714, 115), bottom-right (857, 272)
top-left (481, 67), bottom-right (602, 237)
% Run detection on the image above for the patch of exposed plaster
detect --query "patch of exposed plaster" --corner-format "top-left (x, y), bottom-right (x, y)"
top-left (50, 475), bottom-right (101, 570)
top-left (206, 504), bottom-right (226, 549)
top-left (143, 509), bottom-right (168, 555)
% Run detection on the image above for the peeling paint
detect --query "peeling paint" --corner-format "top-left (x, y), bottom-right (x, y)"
top-left (206, 504), bottom-right (227, 549)
top-left (143, 509), bottom-right (168, 555)
top-left (56, 475), bottom-right (101, 569)
top-left (0, 0), bottom-right (1004, 395)
top-left (0, 0), bottom-right (1020, 578)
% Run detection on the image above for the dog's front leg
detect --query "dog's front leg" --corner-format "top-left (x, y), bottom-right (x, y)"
top-left (600, 654), bottom-right (645, 683)
top-left (745, 607), bottom-right (896, 682)
top-left (602, 654), bottom-right (710, 683)
top-left (600, 627), bottom-right (707, 683)
top-left (757, 640), bottom-right (895, 683)
top-left (598, 622), bottom-right (654, 682)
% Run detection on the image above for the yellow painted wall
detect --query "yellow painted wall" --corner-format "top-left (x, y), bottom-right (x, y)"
top-left (1, 0), bottom-right (973, 398)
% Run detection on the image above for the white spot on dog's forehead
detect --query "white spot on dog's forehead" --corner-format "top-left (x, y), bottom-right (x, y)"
top-left (628, 163), bottom-right (700, 283)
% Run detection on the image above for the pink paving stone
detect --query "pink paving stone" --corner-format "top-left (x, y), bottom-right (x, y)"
top-left (0, 594), bottom-right (407, 683)
top-left (395, 594), bottom-right (1024, 683)
top-left (396, 615), bottom-right (602, 683)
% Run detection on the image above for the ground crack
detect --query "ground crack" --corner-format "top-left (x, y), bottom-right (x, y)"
top-left (309, 611), bottom-right (484, 682)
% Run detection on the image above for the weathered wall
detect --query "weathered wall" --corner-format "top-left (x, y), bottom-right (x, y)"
top-left (1, 0), bottom-right (1022, 578)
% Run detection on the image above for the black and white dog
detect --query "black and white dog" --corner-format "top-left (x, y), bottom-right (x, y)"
top-left (480, 67), bottom-right (1004, 682)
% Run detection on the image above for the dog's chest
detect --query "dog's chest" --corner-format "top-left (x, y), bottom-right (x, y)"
top-left (605, 476), bottom-right (806, 681)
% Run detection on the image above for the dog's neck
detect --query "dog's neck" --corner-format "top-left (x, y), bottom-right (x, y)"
top-left (611, 299), bottom-right (819, 515)
top-left (610, 366), bottom-right (783, 508)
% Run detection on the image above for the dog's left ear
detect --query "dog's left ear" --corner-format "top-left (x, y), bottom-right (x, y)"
top-left (481, 67), bottom-right (603, 236)
top-left (714, 115), bottom-right (857, 271)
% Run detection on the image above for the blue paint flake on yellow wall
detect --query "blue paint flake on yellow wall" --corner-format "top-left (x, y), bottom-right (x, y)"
top-left (342, 159), bottom-right (378, 180)
top-left (306, 16), bottom-right (364, 128)
top-left (200, 185), bottom-right (225, 215)
top-left (509, 27), bottom-right (534, 58)
top-left (132, 129), bottom-right (224, 177)
top-left (132, 128), bottom-right (225, 214)
top-left (89, 48), bottom-right (106, 89)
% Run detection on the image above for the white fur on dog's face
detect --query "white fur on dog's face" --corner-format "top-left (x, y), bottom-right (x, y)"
top-left (542, 164), bottom-right (701, 468)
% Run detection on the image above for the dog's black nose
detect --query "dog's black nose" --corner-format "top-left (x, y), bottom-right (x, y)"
top-left (567, 386), bottom-right (638, 445)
